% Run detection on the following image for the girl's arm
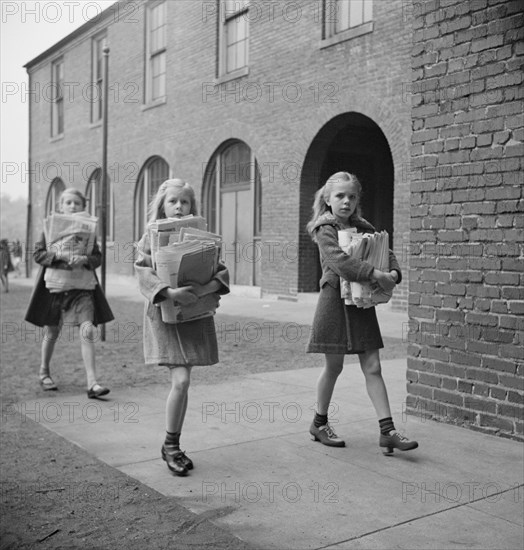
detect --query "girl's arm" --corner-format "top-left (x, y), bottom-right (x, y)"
top-left (315, 225), bottom-right (375, 283)
top-left (134, 233), bottom-right (172, 303)
top-left (134, 234), bottom-right (198, 305)
top-left (69, 238), bottom-right (102, 269)
top-left (33, 233), bottom-right (69, 268)
top-left (388, 250), bottom-right (402, 285)
top-left (186, 262), bottom-right (230, 298)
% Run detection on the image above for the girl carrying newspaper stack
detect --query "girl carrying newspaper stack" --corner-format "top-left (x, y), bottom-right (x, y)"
top-left (306, 172), bottom-right (418, 455)
top-left (134, 179), bottom-right (229, 477)
top-left (25, 188), bottom-right (113, 397)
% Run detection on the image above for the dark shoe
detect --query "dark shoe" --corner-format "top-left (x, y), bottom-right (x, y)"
top-left (310, 422), bottom-right (345, 447)
top-left (161, 445), bottom-right (188, 476)
top-left (39, 375), bottom-right (58, 391)
top-left (178, 451), bottom-right (194, 470)
top-left (380, 431), bottom-right (418, 455)
top-left (87, 384), bottom-right (110, 399)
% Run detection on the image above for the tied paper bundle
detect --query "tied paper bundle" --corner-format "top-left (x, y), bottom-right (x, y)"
top-left (152, 220), bottom-right (222, 323)
top-left (338, 229), bottom-right (392, 309)
top-left (43, 211), bottom-right (98, 292)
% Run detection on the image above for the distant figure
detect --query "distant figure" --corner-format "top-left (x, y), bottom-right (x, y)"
top-left (24, 188), bottom-right (114, 396)
top-left (11, 239), bottom-right (23, 277)
top-left (0, 239), bottom-right (14, 292)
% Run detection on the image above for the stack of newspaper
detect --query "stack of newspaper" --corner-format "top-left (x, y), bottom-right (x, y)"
top-left (148, 216), bottom-right (222, 323)
top-left (148, 215), bottom-right (207, 269)
top-left (43, 212), bottom-right (98, 292)
top-left (338, 229), bottom-right (392, 309)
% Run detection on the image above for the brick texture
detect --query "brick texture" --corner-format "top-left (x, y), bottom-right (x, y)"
top-left (408, 0), bottom-right (524, 440)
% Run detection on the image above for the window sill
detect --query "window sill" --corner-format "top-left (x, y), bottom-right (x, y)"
top-left (89, 120), bottom-right (102, 129)
top-left (215, 66), bottom-right (249, 85)
top-left (141, 97), bottom-right (167, 112)
top-left (50, 134), bottom-right (64, 143)
top-left (320, 21), bottom-right (374, 49)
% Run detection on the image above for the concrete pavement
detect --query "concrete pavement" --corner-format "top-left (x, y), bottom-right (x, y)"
top-left (18, 276), bottom-right (524, 549)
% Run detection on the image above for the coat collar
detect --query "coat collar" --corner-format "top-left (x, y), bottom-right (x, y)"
top-left (312, 212), bottom-right (375, 233)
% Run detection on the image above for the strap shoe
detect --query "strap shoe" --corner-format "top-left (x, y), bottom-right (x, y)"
top-left (310, 422), bottom-right (345, 447)
top-left (380, 431), bottom-right (418, 455)
top-left (161, 445), bottom-right (188, 476)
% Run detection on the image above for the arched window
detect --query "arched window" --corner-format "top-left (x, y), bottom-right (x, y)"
top-left (45, 178), bottom-right (66, 215)
top-left (134, 156), bottom-right (169, 239)
top-left (85, 168), bottom-right (114, 241)
top-left (203, 140), bottom-right (261, 285)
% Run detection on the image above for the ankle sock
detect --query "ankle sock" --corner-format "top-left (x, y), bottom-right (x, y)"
top-left (165, 431), bottom-right (180, 449)
top-left (379, 417), bottom-right (395, 435)
top-left (314, 413), bottom-right (328, 428)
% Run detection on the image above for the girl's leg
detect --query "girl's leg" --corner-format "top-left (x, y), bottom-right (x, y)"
top-left (316, 354), bottom-right (345, 415)
top-left (80, 321), bottom-right (109, 398)
top-left (39, 326), bottom-right (60, 389)
top-left (166, 366), bottom-right (191, 434)
top-left (359, 349), bottom-right (418, 454)
top-left (310, 354), bottom-right (345, 447)
top-left (163, 366), bottom-right (192, 475)
top-left (79, 321), bottom-right (98, 390)
top-left (358, 350), bottom-right (391, 419)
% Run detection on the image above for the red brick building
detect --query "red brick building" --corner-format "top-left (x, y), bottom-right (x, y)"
top-left (407, 0), bottom-right (523, 440)
top-left (25, 0), bottom-right (412, 308)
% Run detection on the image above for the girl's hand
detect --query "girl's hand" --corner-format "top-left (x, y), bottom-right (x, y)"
top-left (372, 269), bottom-right (396, 292)
top-left (167, 287), bottom-right (198, 305)
top-left (183, 282), bottom-right (206, 297)
top-left (184, 280), bottom-right (221, 297)
top-left (69, 255), bottom-right (88, 267)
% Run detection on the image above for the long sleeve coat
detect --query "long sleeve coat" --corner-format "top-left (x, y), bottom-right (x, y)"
top-left (306, 212), bottom-right (402, 354)
top-left (134, 233), bottom-right (230, 366)
top-left (25, 233), bottom-right (114, 327)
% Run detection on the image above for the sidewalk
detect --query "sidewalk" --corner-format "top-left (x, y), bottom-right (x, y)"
top-left (17, 276), bottom-right (524, 549)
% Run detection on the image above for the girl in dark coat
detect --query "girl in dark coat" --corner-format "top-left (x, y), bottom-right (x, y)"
top-left (25, 188), bottom-right (114, 397)
top-left (306, 172), bottom-right (418, 455)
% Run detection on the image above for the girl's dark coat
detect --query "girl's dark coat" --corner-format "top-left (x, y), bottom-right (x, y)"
top-left (306, 213), bottom-right (402, 354)
top-left (25, 233), bottom-right (114, 327)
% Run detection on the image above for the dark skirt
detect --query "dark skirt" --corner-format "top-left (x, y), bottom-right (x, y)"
top-left (306, 283), bottom-right (383, 355)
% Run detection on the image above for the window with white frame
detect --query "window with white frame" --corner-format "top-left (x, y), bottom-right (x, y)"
top-left (145, 1), bottom-right (166, 104)
top-left (219, 0), bottom-right (249, 77)
top-left (91, 33), bottom-right (106, 123)
top-left (51, 59), bottom-right (64, 136)
top-left (45, 178), bottom-right (65, 215)
top-left (324, 0), bottom-right (373, 38)
top-left (134, 156), bottom-right (169, 239)
top-left (86, 168), bottom-right (114, 241)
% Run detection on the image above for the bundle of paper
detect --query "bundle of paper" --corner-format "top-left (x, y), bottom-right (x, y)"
top-left (44, 266), bottom-right (97, 292)
top-left (155, 228), bottom-right (222, 323)
top-left (44, 211), bottom-right (98, 260)
top-left (147, 215), bottom-right (207, 269)
top-left (43, 212), bottom-right (98, 292)
top-left (338, 229), bottom-right (392, 309)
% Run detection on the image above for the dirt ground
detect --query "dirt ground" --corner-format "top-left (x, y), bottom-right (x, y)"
top-left (0, 279), bottom-right (407, 549)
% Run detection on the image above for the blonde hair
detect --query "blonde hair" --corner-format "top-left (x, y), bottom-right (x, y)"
top-left (59, 188), bottom-right (87, 209)
top-left (148, 178), bottom-right (197, 223)
top-left (306, 172), bottom-right (362, 237)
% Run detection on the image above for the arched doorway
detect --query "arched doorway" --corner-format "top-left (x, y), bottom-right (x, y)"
top-left (45, 177), bottom-right (66, 215)
top-left (85, 168), bottom-right (114, 241)
top-left (134, 156), bottom-right (170, 240)
top-left (202, 140), bottom-right (262, 286)
top-left (299, 112), bottom-right (394, 291)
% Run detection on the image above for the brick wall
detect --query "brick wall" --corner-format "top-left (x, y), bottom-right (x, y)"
top-left (407, 0), bottom-right (524, 439)
top-left (27, 0), bottom-right (412, 306)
